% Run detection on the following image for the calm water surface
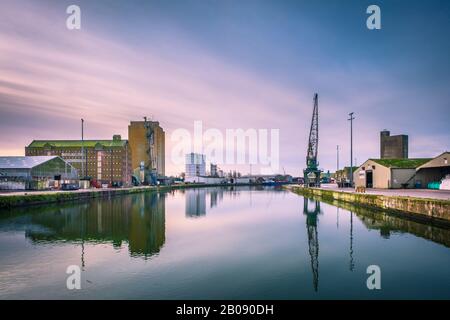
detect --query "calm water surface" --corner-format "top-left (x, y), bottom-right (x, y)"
top-left (0, 187), bottom-right (449, 299)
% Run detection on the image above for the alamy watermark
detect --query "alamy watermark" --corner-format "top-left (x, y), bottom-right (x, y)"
top-left (367, 5), bottom-right (381, 30)
top-left (66, 5), bottom-right (81, 30)
top-left (66, 265), bottom-right (81, 290)
top-left (366, 265), bottom-right (381, 290)
top-left (171, 121), bottom-right (280, 174)
top-left (65, 4), bottom-right (380, 31)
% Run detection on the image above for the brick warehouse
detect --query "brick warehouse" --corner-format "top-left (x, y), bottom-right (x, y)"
top-left (25, 135), bottom-right (131, 187)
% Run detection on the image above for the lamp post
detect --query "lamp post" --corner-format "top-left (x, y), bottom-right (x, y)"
top-left (81, 118), bottom-right (84, 179)
top-left (337, 145), bottom-right (339, 172)
top-left (348, 112), bottom-right (355, 187)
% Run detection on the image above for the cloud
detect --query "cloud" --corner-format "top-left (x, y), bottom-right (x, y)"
top-left (0, 0), bottom-right (448, 175)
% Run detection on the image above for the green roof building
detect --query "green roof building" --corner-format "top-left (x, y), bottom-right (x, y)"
top-left (354, 158), bottom-right (431, 189)
top-left (25, 135), bottom-right (131, 187)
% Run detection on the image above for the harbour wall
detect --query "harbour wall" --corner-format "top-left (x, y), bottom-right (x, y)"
top-left (287, 186), bottom-right (450, 224)
top-left (0, 184), bottom-right (253, 209)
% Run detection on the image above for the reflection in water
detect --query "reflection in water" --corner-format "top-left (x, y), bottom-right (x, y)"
top-left (0, 187), bottom-right (449, 299)
top-left (320, 197), bottom-right (450, 248)
top-left (349, 211), bottom-right (355, 271)
top-left (23, 192), bottom-right (166, 261)
top-left (185, 188), bottom-right (226, 218)
top-left (303, 198), bottom-right (322, 292)
top-left (186, 189), bottom-right (206, 218)
top-left (336, 207), bottom-right (339, 229)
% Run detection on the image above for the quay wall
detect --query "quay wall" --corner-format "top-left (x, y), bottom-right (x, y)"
top-left (0, 184), bottom-right (252, 209)
top-left (287, 186), bottom-right (450, 224)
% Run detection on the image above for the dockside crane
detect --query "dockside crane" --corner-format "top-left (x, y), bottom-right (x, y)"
top-left (303, 93), bottom-right (322, 187)
top-left (143, 116), bottom-right (158, 185)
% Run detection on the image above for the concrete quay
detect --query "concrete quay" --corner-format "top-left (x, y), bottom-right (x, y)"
top-left (286, 185), bottom-right (450, 225)
top-left (319, 183), bottom-right (450, 201)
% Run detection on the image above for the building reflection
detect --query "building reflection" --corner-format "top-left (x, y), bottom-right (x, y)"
top-left (303, 198), bottom-right (322, 292)
top-left (186, 189), bottom-right (206, 218)
top-left (24, 192), bottom-right (166, 260)
top-left (319, 197), bottom-right (450, 248)
top-left (300, 195), bottom-right (450, 292)
top-left (184, 187), bottom-right (226, 218)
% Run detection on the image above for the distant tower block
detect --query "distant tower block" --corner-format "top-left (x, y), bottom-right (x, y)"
top-left (380, 130), bottom-right (408, 159)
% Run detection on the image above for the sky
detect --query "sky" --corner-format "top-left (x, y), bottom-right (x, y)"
top-left (0, 0), bottom-right (449, 176)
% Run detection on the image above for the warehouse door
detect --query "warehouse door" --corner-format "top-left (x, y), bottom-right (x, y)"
top-left (366, 171), bottom-right (373, 188)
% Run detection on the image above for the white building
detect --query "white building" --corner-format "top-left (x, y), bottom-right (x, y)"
top-left (0, 156), bottom-right (78, 190)
top-left (185, 153), bottom-right (206, 177)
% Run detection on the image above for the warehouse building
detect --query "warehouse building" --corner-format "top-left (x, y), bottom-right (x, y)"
top-left (0, 156), bottom-right (78, 190)
top-left (415, 152), bottom-right (450, 189)
top-left (25, 135), bottom-right (131, 187)
top-left (354, 158), bottom-right (430, 189)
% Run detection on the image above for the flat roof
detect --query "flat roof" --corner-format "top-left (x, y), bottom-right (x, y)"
top-left (0, 156), bottom-right (58, 169)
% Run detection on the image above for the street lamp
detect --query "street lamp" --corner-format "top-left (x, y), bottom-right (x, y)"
top-left (348, 112), bottom-right (355, 187)
top-left (337, 145), bottom-right (339, 172)
top-left (81, 118), bottom-right (84, 179)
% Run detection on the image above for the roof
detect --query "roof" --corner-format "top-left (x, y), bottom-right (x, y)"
top-left (0, 156), bottom-right (58, 169)
top-left (369, 158), bottom-right (431, 169)
top-left (27, 139), bottom-right (127, 148)
top-left (417, 152), bottom-right (450, 170)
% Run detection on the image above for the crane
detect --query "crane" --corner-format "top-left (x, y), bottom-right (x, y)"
top-left (303, 93), bottom-right (322, 187)
top-left (143, 116), bottom-right (158, 185)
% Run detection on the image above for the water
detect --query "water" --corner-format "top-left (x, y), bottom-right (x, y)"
top-left (0, 186), bottom-right (449, 299)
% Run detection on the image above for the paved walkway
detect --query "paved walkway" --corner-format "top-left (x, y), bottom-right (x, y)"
top-left (319, 184), bottom-right (450, 200)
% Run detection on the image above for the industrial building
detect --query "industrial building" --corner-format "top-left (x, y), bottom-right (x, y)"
top-left (128, 119), bottom-right (165, 178)
top-left (354, 158), bottom-right (430, 189)
top-left (380, 130), bottom-right (408, 159)
top-left (415, 152), bottom-right (450, 189)
top-left (185, 153), bottom-right (206, 177)
top-left (0, 156), bottom-right (78, 190)
top-left (25, 135), bottom-right (131, 187)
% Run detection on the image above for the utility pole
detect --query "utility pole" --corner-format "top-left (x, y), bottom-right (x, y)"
top-left (336, 145), bottom-right (339, 172)
top-left (81, 118), bottom-right (84, 178)
top-left (348, 112), bottom-right (355, 187)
